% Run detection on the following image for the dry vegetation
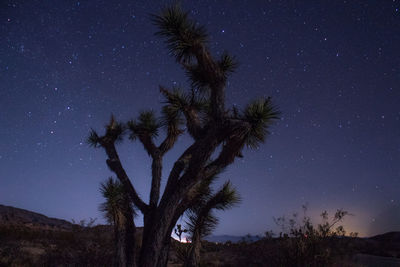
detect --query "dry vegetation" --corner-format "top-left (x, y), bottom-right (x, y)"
top-left (0, 224), bottom-right (114, 266)
top-left (1, 205), bottom-right (399, 266)
top-left (1, 222), bottom-right (399, 266)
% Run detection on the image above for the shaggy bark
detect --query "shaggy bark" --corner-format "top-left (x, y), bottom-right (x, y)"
top-left (114, 206), bottom-right (136, 267)
top-left (184, 231), bottom-right (201, 267)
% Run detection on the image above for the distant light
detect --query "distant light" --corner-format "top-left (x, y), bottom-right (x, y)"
top-left (172, 236), bottom-right (191, 243)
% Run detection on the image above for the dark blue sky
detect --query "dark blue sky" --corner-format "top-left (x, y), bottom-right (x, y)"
top-left (1, 0), bottom-right (399, 237)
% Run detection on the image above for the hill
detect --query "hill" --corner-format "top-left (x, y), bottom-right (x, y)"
top-left (0, 204), bottom-right (73, 230)
top-left (1, 204), bottom-right (399, 266)
top-left (371, 231), bottom-right (400, 242)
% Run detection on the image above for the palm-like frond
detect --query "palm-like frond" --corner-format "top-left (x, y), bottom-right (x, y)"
top-left (209, 181), bottom-right (241, 211)
top-left (161, 104), bottom-right (183, 134)
top-left (243, 97), bottom-right (280, 149)
top-left (160, 87), bottom-right (189, 126)
top-left (160, 86), bottom-right (210, 126)
top-left (151, 4), bottom-right (208, 64)
top-left (192, 94), bottom-right (210, 111)
top-left (186, 168), bottom-right (226, 210)
top-left (87, 129), bottom-right (101, 148)
top-left (99, 177), bottom-right (134, 224)
top-left (161, 87), bottom-right (190, 109)
top-left (187, 178), bottom-right (213, 211)
top-left (186, 209), bottom-right (218, 239)
top-left (86, 116), bottom-right (125, 147)
top-left (186, 181), bottom-right (240, 239)
top-left (128, 110), bottom-right (160, 140)
top-left (219, 51), bottom-right (238, 75)
top-left (105, 115), bottom-right (125, 144)
top-left (186, 65), bottom-right (210, 91)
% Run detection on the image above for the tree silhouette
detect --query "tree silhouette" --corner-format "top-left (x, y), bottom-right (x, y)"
top-left (88, 4), bottom-right (279, 266)
top-left (174, 224), bottom-right (188, 243)
top-left (183, 181), bottom-right (240, 267)
top-left (99, 177), bottom-right (136, 267)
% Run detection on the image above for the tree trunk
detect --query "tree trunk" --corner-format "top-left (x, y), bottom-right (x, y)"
top-left (184, 231), bottom-right (201, 267)
top-left (138, 226), bottom-right (174, 267)
top-left (139, 229), bottom-right (165, 266)
top-left (115, 203), bottom-right (136, 267)
top-left (157, 235), bottom-right (172, 267)
top-left (139, 198), bottom-right (183, 267)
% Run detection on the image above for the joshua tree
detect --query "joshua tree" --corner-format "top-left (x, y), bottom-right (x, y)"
top-left (99, 177), bottom-right (136, 267)
top-left (184, 181), bottom-right (240, 267)
top-left (88, 5), bottom-right (279, 267)
top-left (174, 224), bottom-right (188, 242)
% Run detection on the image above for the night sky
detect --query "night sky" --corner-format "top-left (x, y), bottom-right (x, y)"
top-left (1, 0), bottom-right (399, 237)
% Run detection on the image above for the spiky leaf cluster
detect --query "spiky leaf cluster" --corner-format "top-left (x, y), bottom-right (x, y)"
top-left (186, 210), bottom-right (218, 238)
top-left (128, 110), bottom-right (160, 140)
top-left (219, 51), bottom-right (238, 75)
top-left (105, 115), bottom-right (125, 143)
top-left (99, 177), bottom-right (135, 225)
top-left (161, 87), bottom-right (189, 125)
top-left (185, 52), bottom-right (237, 92)
top-left (186, 181), bottom-right (240, 239)
top-left (152, 5), bottom-right (208, 64)
top-left (187, 174), bottom-right (214, 207)
top-left (161, 87), bottom-right (210, 123)
top-left (186, 65), bottom-right (210, 90)
top-left (208, 181), bottom-right (241, 211)
top-left (87, 129), bottom-right (101, 148)
top-left (87, 116), bottom-right (125, 147)
top-left (242, 97), bottom-right (280, 149)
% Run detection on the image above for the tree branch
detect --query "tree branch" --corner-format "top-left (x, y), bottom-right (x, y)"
top-left (149, 153), bottom-right (162, 207)
top-left (137, 134), bottom-right (158, 158)
top-left (192, 44), bottom-right (226, 121)
top-left (159, 124), bottom-right (183, 155)
top-left (204, 135), bottom-right (246, 178)
top-left (159, 86), bottom-right (204, 139)
top-left (147, 120), bottom-right (183, 206)
top-left (160, 144), bottom-right (197, 208)
top-left (100, 139), bottom-right (149, 214)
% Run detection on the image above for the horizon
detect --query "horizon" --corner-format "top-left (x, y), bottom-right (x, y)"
top-left (1, 0), bottom-right (399, 239)
top-left (1, 202), bottom-right (397, 239)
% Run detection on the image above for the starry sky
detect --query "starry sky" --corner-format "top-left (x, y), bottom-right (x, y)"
top-left (1, 0), bottom-right (399, 237)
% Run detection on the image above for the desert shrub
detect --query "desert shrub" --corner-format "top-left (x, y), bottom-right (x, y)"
top-left (269, 206), bottom-right (357, 266)
top-left (210, 207), bottom-right (360, 266)
top-left (0, 223), bottom-right (115, 266)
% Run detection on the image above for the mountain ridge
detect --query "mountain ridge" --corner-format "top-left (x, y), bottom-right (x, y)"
top-left (2, 203), bottom-right (398, 241)
top-left (0, 204), bottom-right (73, 230)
